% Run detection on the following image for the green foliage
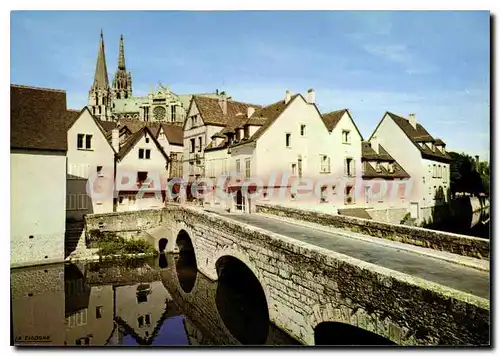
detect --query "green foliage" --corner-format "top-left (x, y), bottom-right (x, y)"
top-left (449, 152), bottom-right (489, 197)
top-left (90, 232), bottom-right (157, 257)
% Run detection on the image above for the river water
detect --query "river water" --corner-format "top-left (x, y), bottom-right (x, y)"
top-left (10, 254), bottom-right (301, 346)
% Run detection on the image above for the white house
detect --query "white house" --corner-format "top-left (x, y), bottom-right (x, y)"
top-left (369, 112), bottom-right (451, 223)
top-left (182, 93), bottom-right (259, 185)
top-left (10, 84), bottom-right (69, 267)
top-left (113, 126), bottom-right (170, 211)
top-left (205, 89), bottom-right (342, 212)
top-left (156, 123), bottom-right (184, 178)
top-left (66, 107), bottom-right (116, 221)
top-left (319, 108), bottom-right (364, 207)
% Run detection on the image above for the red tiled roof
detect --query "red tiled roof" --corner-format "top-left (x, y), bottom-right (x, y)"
top-left (321, 109), bottom-right (347, 132)
top-left (386, 112), bottom-right (451, 162)
top-left (193, 96), bottom-right (261, 127)
top-left (161, 123), bottom-right (183, 146)
top-left (11, 84), bottom-right (69, 152)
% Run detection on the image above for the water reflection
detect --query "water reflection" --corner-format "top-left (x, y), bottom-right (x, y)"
top-left (215, 256), bottom-right (270, 345)
top-left (11, 254), bottom-right (298, 346)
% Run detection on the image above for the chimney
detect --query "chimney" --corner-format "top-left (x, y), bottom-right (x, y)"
top-left (285, 90), bottom-right (291, 104)
top-left (307, 88), bottom-right (315, 104)
top-left (370, 137), bottom-right (380, 154)
top-left (111, 128), bottom-right (119, 152)
top-left (218, 94), bottom-right (227, 116)
top-left (247, 107), bottom-right (255, 118)
top-left (409, 113), bottom-right (417, 129)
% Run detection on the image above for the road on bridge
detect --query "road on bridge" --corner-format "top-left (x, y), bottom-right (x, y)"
top-left (211, 211), bottom-right (489, 300)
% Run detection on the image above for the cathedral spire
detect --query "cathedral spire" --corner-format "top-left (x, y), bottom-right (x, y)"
top-left (118, 34), bottom-right (126, 70)
top-left (92, 30), bottom-right (109, 90)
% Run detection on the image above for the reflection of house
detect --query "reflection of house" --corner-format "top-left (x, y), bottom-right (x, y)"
top-left (11, 264), bottom-right (66, 346)
top-left (369, 112), bottom-right (451, 223)
top-left (64, 264), bottom-right (114, 346)
top-left (66, 107), bottom-right (116, 221)
top-left (11, 85), bottom-right (68, 266)
top-left (114, 281), bottom-right (172, 342)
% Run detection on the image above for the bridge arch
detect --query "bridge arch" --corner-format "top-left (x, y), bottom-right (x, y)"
top-left (306, 302), bottom-right (406, 345)
top-left (174, 229), bottom-right (198, 294)
top-left (214, 252), bottom-right (271, 345)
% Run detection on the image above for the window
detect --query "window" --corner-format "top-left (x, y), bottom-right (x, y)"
top-left (67, 194), bottom-right (77, 211)
top-left (236, 159), bottom-right (241, 173)
top-left (320, 185), bottom-right (328, 203)
top-left (345, 158), bottom-right (355, 177)
top-left (376, 162), bottom-right (382, 173)
top-left (320, 155), bottom-right (330, 173)
top-left (85, 135), bottom-right (92, 149)
top-left (291, 163), bottom-right (297, 175)
top-left (78, 194), bottom-right (88, 210)
top-left (77, 134), bottom-right (84, 149)
top-left (198, 137), bottom-right (202, 152)
top-left (300, 124), bottom-right (306, 136)
top-left (285, 133), bottom-right (291, 147)
top-left (67, 309), bottom-right (88, 328)
top-left (245, 159), bottom-right (251, 178)
top-left (145, 314), bottom-right (151, 326)
top-left (96, 306), bottom-right (102, 319)
top-left (388, 163), bottom-right (395, 174)
top-left (137, 171), bottom-right (148, 184)
top-left (97, 166), bottom-right (103, 177)
top-left (119, 196), bottom-right (124, 205)
top-left (171, 105), bottom-right (176, 122)
top-left (138, 316), bottom-right (144, 327)
top-left (139, 149), bottom-right (151, 159)
top-left (190, 138), bottom-right (195, 153)
top-left (298, 157), bottom-right (303, 178)
top-left (433, 164), bottom-right (437, 178)
top-left (145, 137), bottom-right (150, 143)
top-left (342, 130), bottom-right (351, 144)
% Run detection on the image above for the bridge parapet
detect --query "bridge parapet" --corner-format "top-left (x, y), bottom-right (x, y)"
top-left (255, 203), bottom-right (490, 260)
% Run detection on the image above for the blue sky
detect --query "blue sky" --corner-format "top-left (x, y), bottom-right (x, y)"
top-left (10, 11), bottom-right (490, 159)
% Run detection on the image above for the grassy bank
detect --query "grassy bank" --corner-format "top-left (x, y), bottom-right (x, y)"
top-left (88, 230), bottom-right (157, 257)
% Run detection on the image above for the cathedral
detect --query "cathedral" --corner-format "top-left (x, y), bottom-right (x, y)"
top-left (88, 31), bottom-right (223, 123)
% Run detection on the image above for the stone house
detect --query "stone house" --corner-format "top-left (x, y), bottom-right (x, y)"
top-left (182, 94), bottom-right (259, 184)
top-left (369, 112), bottom-right (452, 223)
top-left (10, 84), bottom-right (69, 267)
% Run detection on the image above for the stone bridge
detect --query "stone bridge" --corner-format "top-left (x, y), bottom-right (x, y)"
top-left (85, 204), bottom-right (490, 346)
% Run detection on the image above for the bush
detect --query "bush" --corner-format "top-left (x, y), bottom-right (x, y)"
top-left (90, 233), bottom-right (157, 257)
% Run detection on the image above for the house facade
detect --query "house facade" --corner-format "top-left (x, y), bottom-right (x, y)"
top-left (369, 112), bottom-right (451, 223)
top-left (11, 84), bottom-right (69, 267)
top-left (66, 107), bottom-right (116, 221)
top-left (114, 126), bottom-right (170, 211)
top-left (182, 94), bottom-right (258, 184)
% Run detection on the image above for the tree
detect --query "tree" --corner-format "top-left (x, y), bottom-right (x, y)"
top-left (449, 152), bottom-right (489, 197)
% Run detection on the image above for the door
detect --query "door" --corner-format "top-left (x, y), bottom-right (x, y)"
top-left (236, 190), bottom-right (243, 211)
top-left (410, 202), bottom-right (419, 219)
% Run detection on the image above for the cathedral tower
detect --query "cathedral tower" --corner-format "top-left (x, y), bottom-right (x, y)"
top-left (112, 35), bottom-right (133, 100)
top-left (88, 30), bottom-right (112, 121)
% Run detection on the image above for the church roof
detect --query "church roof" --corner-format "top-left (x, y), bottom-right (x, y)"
top-left (11, 84), bottom-right (68, 152)
top-left (92, 31), bottom-right (110, 90)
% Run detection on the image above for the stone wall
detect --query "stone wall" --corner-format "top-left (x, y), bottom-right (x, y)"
top-left (365, 207), bottom-right (408, 225)
top-left (85, 209), bottom-right (164, 243)
top-left (255, 203), bottom-right (489, 260)
top-left (159, 204), bottom-right (489, 346)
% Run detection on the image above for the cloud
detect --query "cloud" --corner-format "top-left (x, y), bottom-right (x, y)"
top-left (362, 43), bottom-right (438, 75)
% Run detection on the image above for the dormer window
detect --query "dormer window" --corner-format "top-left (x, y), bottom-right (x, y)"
top-left (388, 163), bottom-right (395, 173)
top-left (376, 162), bottom-right (382, 173)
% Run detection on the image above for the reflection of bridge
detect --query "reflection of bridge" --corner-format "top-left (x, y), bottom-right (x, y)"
top-left (86, 204), bottom-right (490, 345)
